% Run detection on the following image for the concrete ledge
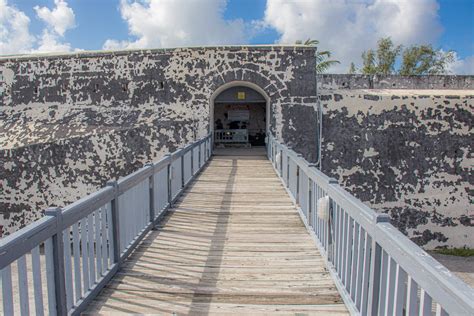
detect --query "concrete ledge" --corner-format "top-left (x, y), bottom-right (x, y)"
top-left (0, 45), bottom-right (315, 62)
top-left (318, 74), bottom-right (474, 90)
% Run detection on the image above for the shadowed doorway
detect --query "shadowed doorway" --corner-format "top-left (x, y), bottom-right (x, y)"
top-left (213, 86), bottom-right (267, 148)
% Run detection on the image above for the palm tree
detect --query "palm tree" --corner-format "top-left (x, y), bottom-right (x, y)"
top-left (295, 39), bottom-right (340, 73)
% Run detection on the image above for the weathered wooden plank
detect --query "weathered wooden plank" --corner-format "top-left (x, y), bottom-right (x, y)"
top-left (94, 289), bottom-right (343, 305)
top-left (85, 302), bottom-right (348, 315)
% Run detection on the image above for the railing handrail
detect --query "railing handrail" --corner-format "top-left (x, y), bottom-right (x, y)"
top-left (267, 134), bottom-right (474, 315)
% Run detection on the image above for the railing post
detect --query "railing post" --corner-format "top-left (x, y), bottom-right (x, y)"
top-left (367, 241), bottom-right (382, 315)
top-left (145, 163), bottom-right (155, 225)
top-left (279, 148), bottom-right (283, 175)
top-left (209, 136), bottom-right (212, 158)
top-left (286, 148), bottom-right (291, 187)
top-left (209, 135), bottom-right (213, 157)
top-left (191, 144), bottom-right (194, 176)
top-left (44, 207), bottom-right (67, 316)
top-left (181, 150), bottom-right (185, 188)
top-left (367, 214), bottom-right (390, 315)
top-left (295, 154), bottom-right (303, 204)
top-left (198, 141), bottom-right (202, 169)
top-left (106, 181), bottom-right (121, 265)
top-left (165, 154), bottom-right (172, 205)
top-left (327, 178), bottom-right (338, 262)
top-left (307, 163), bottom-right (318, 228)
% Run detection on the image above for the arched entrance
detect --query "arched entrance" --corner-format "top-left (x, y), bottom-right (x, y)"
top-left (210, 81), bottom-right (270, 148)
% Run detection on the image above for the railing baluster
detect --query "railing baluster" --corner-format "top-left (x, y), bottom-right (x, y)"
top-left (95, 209), bottom-right (102, 280)
top-left (360, 233), bottom-right (371, 314)
top-left (45, 207), bottom-right (67, 316)
top-left (1, 264), bottom-right (14, 315)
top-left (420, 289), bottom-right (433, 316)
top-left (344, 216), bottom-right (354, 290)
top-left (147, 163), bottom-right (155, 224)
top-left (355, 227), bottom-right (365, 308)
top-left (80, 217), bottom-right (90, 293)
top-left (133, 184), bottom-right (139, 239)
top-left (335, 204), bottom-right (342, 270)
top-left (72, 222), bottom-right (82, 299)
top-left (385, 257), bottom-right (397, 315)
top-left (191, 144), bottom-right (194, 176)
top-left (87, 212), bottom-right (95, 286)
top-left (406, 276), bottom-right (419, 316)
top-left (44, 237), bottom-right (57, 316)
top-left (436, 304), bottom-right (448, 316)
top-left (107, 181), bottom-right (121, 265)
top-left (63, 226), bottom-right (73, 310)
top-left (198, 141), bottom-right (202, 168)
top-left (378, 250), bottom-right (389, 315)
top-left (308, 178), bottom-right (312, 227)
top-left (17, 255), bottom-right (30, 315)
top-left (367, 240), bottom-right (383, 316)
top-left (341, 212), bottom-right (348, 280)
top-left (333, 204), bottom-right (338, 268)
top-left (393, 264), bottom-right (407, 316)
top-left (166, 155), bottom-right (172, 205)
top-left (100, 207), bottom-right (108, 274)
top-left (181, 150), bottom-right (185, 188)
top-left (350, 221), bottom-right (360, 297)
top-left (31, 246), bottom-right (45, 316)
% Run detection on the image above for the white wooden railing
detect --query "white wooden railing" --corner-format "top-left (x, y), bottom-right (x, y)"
top-left (214, 129), bottom-right (248, 143)
top-left (267, 134), bottom-right (474, 316)
top-left (0, 135), bottom-right (212, 316)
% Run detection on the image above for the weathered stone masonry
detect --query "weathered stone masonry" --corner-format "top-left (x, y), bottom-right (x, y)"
top-left (319, 77), bottom-right (473, 249)
top-left (0, 46), bottom-right (317, 235)
top-left (1, 47), bottom-right (472, 249)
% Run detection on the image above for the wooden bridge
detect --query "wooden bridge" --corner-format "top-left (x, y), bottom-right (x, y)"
top-left (85, 148), bottom-right (347, 314)
top-left (1, 136), bottom-right (473, 316)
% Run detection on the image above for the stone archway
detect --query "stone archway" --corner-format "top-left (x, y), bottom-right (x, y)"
top-left (209, 81), bottom-right (271, 147)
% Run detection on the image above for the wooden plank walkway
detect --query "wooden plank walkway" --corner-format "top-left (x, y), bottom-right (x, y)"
top-left (85, 149), bottom-right (348, 315)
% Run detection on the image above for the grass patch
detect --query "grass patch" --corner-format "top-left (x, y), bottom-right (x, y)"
top-left (433, 248), bottom-right (474, 257)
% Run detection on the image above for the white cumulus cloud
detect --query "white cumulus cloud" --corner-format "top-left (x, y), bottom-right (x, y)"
top-left (263, 0), bottom-right (444, 73)
top-left (33, 0), bottom-right (76, 53)
top-left (447, 52), bottom-right (474, 75)
top-left (35, 30), bottom-right (72, 53)
top-left (0, 0), bottom-right (35, 55)
top-left (34, 0), bottom-right (75, 36)
top-left (103, 0), bottom-right (247, 50)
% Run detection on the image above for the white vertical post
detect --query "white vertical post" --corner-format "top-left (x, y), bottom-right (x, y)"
top-left (2, 265), bottom-right (14, 315)
top-left (44, 207), bottom-right (67, 316)
top-left (17, 255), bottom-right (30, 315)
top-left (31, 246), bottom-right (45, 316)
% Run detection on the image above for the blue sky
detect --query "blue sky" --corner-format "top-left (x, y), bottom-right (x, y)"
top-left (1, 0), bottom-right (473, 73)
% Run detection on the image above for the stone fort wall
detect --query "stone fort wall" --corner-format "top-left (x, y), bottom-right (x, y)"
top-left (0, 46), bottom-right (317, 235)
top-left (0, 46), bottom-right (472, 249)
top-left (319, 88), bottom-right (473, 249)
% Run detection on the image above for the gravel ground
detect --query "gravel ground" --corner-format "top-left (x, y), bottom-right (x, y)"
top-left (428, 251), bottom-right (474, 288)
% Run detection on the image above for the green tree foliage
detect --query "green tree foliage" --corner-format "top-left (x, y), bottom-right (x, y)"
top-left (361, 49), bottom-right (377, 74)
top-left (376, 37), bottom-right (402, 75)
top-left (348, 62), bottom-right (357, 74)
top-left (358, 37), bottom-right (454, 75)
top-left (361, 37), bottom-right (401, 75)
top-left (399, 45), bottom-right (454, 75)
top-left (296, 39), bottom-right (340, 73)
